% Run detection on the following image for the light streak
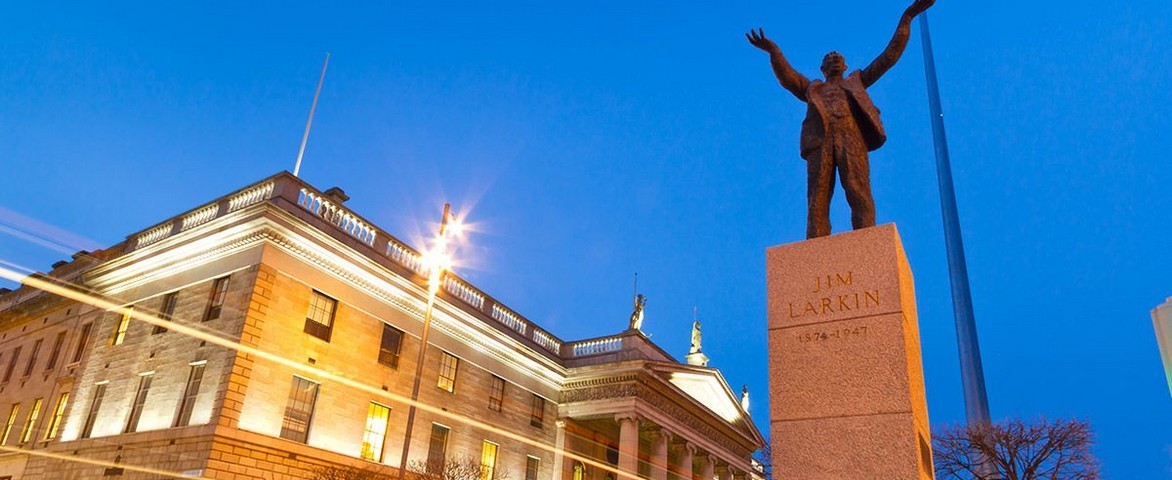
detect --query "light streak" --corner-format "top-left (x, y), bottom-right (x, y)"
top-left (0, 443), bottom-right (209, 479)
top-left (0, 265), bottom-right (649, 480)
top-left (0, 206), bottom-right (101, 255)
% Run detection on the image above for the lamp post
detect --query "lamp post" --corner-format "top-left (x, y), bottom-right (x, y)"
top-left (398, 203), bottom-right (459, 479)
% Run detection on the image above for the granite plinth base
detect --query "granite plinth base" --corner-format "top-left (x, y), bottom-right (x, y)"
top-left (766, 224), bottom-right (933, 480)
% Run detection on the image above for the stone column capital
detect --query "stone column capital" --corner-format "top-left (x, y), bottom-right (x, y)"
top-left (556, 419), bottom-right (567, 429)
top-left (614, 412), bottom-right (642, 424)
top-left (647, 425), bottom-right (674, 443)
top-left (670, 440), bottom-right (697, 456)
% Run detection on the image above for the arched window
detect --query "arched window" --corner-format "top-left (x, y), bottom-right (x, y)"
top-left (572, 461), bottom-right (586, 480)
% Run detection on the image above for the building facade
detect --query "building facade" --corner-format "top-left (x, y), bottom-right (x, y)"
top-left (0, 172), bottom-right (763, 480)
top-left (1153, 297), bottom-right (1172, 398)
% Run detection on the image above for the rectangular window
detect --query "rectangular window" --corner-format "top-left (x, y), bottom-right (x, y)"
top-left (45, 331), bottom-right (66, 371)
top-left (360, 402), bottom-right (391, 462)
top-left (304, 291), bottom-right (337, 342)
top-left (437, 352), bottom-right (459, 393)
top-left (23, 339), bottom-right (42, 378)
top-left (426, 424), bottom-right (450, 472)
top-left (81, 383), bottom-right (107, 439)
top-left (111, 308), bottom-right (132, 346)
top-left (70, 323), bottom-right (93, 364)
top-left (279, 376), bottom-right (319, 443)
top-left (525, 456), bottom-right (540, 480)
top-left (44, 392), bottom-right (68, 440)
top-left (1, 404), bottom-right (18, 445)
top-left (480, 441), bottom-right (499, 480)
top-left (174, 363), bottom-right (206, 427)
top-left (124, 373), bottom-right (153, 433)
top-left (153, 291), bottom-right (179, 334)
top-left (203, 276), bottom-right (230, 321)
top-left (530, 394), bottom-right (545, 428)
top-left (19, 398), bottom-right (42, 443)
top-left (378, 324), bottom-right (403, 368)
top-left (488, 376), bottom-right (505, 412)
top-left (3, 347), bottom-right (21, 383)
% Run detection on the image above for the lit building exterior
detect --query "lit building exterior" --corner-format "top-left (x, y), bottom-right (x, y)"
top-left (1153, 297), bottom-right (1172, 398)
top-left (0, 172), bottom-right (764, 479)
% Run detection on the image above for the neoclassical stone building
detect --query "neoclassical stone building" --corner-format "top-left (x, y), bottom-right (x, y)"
top-left (0, 172), bottom-right (763, 479)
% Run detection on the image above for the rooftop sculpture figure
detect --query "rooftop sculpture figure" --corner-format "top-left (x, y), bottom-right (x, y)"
top-left (690, 319), bottom-right (703, 355)
top-left (628, 293), bottom-right (647, 331)
top-left (747, 0), bottom-right (935, 238)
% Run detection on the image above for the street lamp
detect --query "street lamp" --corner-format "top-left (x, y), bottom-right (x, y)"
top-left (398, 202), bottom-right (460, 479)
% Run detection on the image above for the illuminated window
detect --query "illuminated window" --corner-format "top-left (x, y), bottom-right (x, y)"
top-left (304, 291), bottom-right (337, 342)
top-left (1, 404), bottom-right (18, 445)
top-left (3, 347), bottom-right (21, 383)
top-left (530, 394), bottom-right (545, 428)
top-left (23, 339), bottom-right (42, 378)
top-left (525, 456), bottom-right (540, 480)
top-left (361, 402), bottom-right (391, 462)
top-left (426, 423), bottom-right (450, 471)
top-left (153, 291), bottom-right (179, 334)
top-left (488, 376), bottom-right (505, 412)
top-left (124, 373), bottom-right (153, 433)
top-left (70, 323), bottom-right (93, 364)
top-left (44, 331), bottom-right (66, 371)
top-left (437, 352), bottom-right (459, 392)
top-left (44, 392), bottom-right (68, 440)
top-left (279, 376), bottom-right (319, 443)
top-left (480, 441), bottom-right (499, 480)
top-left (19, 398), bottom-right (42, 443)
top-left (81, 383), bottom-right (107, 439)
top-left (174, 363), bottom-right (206, 427)
top-left (202, 276), bottom-right (230, 322)
top-left (378, 324), bottom-right (403, 368)
top-left (111, 308), bottom-right (132, 346)
top-left (572, 462), bottom-right (585, 480)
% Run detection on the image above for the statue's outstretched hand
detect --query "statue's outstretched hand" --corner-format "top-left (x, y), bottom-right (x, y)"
top-left (746, 28), bottom-right (779, 53)
top-left (904, 0), bottom-right (935, 18)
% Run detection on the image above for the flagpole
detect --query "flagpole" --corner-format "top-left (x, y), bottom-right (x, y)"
top-left (918, 12), bottom-right (994, 430)
top-left (293, 53), bottom-right (330, 178)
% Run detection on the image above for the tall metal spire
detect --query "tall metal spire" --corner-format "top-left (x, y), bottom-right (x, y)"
top-left (919, 12), bottom-right (993, 428)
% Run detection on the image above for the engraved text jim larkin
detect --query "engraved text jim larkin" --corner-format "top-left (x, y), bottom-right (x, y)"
top-left (788, 271), bottom-right (880, 318)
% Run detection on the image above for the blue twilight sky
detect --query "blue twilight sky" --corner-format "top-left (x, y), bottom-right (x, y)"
top-left (2, 1), bottom-right (1170, 477)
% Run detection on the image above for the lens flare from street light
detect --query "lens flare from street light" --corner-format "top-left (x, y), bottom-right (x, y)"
top-left (446, 217), bottom-right (464, 238)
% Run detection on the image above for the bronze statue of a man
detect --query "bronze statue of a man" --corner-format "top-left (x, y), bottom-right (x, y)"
top-left (748, 0), bottom-right (934, 238)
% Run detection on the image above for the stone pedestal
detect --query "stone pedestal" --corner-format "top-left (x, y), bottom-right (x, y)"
top-left (685, 351), bottom-right (710, 367)
top-left (766, 224), bottom-right (933, 480)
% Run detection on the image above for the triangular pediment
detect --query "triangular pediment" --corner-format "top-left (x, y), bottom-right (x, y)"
top-left (646, 362), bottom-right (764, 445)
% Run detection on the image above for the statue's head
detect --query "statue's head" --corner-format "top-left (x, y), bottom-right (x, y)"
top-left (821, 51), bottom-right (847, 78)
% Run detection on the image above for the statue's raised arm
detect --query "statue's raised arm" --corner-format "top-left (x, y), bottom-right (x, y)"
top-left (746, 28), bottom-right (811, 101)
top-left (860, 0), bottom-right (935, 88)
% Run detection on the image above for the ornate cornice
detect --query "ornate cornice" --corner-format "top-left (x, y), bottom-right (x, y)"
top-left (563, 374), bottom-right (639, 390)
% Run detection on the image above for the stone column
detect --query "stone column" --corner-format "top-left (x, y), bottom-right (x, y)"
top-left (695, 454), bottom-right (714, 480)
top-left (671, 442), bottom-right (695, 480)
top-left (648, 427), bottom-right (673, 480)
top-left (616, 414), bottom-right (642, 478)
top-left (552, 420), bottom-right (567, 480)
top-left (714, 464), bottom-right (731, 480)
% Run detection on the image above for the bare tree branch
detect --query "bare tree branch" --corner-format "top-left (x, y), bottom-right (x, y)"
top-left (932, 418), bottom-right (1100, 480)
